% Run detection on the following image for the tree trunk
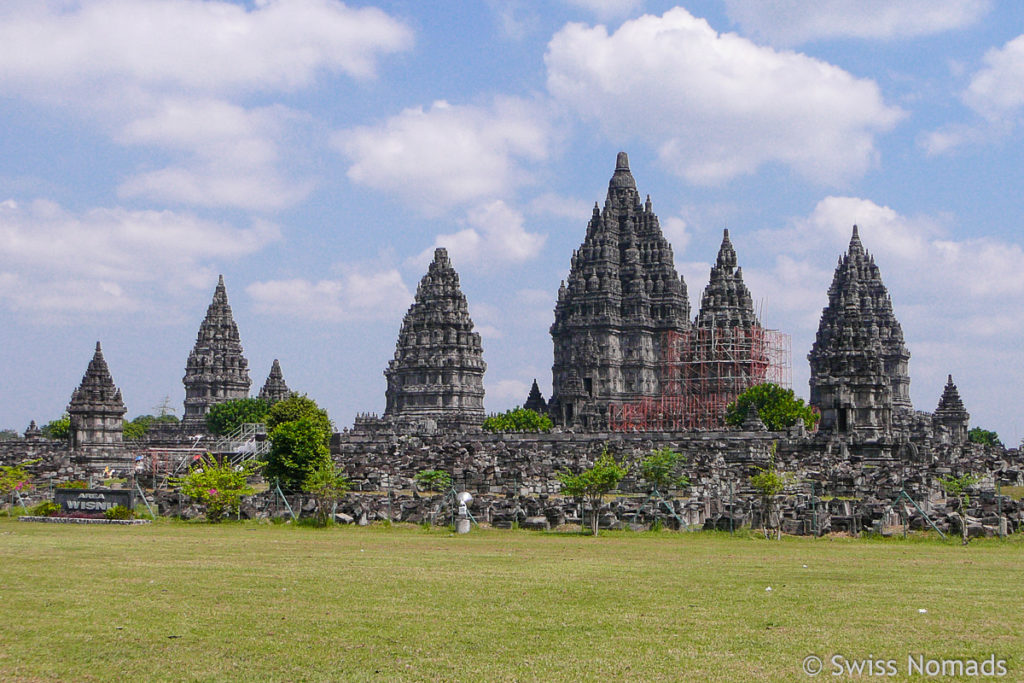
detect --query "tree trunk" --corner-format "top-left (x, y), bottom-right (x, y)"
top-left (590, 496), bottom-right (600, 536)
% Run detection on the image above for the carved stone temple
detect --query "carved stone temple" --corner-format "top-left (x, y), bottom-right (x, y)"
top-left (808, 227), bottom-right (912, 438)
top-left (182, 275), bottom-right (251, 431)
top-left (68, 342), bottom-right (126, 448)
top-left (549, 152), bottom-right (691, 427)
top-left (933, 374), bottom-right (970, 445)
top-left (382, 248), bottom-right (486, 430)
top-left (258, 359), bottom-right (291, 405)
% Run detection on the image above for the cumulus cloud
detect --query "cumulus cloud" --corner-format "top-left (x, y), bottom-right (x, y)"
top-left (0, 199), bottom-right (280, 313)
top-left (0, 0), bottom-right (412, 211)
top-left (247, 268), bottom-right (412, 322)
top-left (335, 98), bottom-right (552, 211)
top-left (486, 378), bottom-right (530, 404)
top-left (0, 0), bottom-right (413, 98)
top-left (545, 9), bottom-right (904, 185)
top-left (411, 200), bottom-right (547, 270)
top-left (723, 0), bottom-right (990, 47)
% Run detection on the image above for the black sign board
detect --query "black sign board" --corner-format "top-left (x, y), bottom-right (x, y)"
top-left (55, 488), bottom-right (134, 514)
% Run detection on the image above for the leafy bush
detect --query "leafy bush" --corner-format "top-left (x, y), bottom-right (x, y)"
top-left (266, 417), bottom-right (333, 491)
top-left (266, 394), bottom-right (332, 435)
top-left (104, 505), bottom-right (133, 520)
top-left (1, 460), bottom-right (36, 497)
top-left (967, 427), bottom-right (1001, 447)
top-left (639, 448), bottom-right (689, 493)
top-left (414, 469), bottom-right (452, 493)
top-left (41, 414), bottom-right (70, 439)
top-left (123, 413), bottom-right (180, 440)
top-left (749, 445), bottom-right (793, 540)
top-left (558, 450), bottom-right (628, 536)
top-left (27, 500), bottom-right (60, 517)
top-left (302, 463), bottom-right (350, 527)
top-left (204, 398), bottom-right (270, 436)
top-left (482, 407), bottom-right (553, 433)
top-left (61, 480), bottom-right (89, 489)
top-left (725, 383), bottom-right (818, 431)
top-left (170, 454), bottom-right (258, 522)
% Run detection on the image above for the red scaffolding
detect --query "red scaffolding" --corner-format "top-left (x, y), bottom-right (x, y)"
top-left (608, 326), bottom-right (792, 431)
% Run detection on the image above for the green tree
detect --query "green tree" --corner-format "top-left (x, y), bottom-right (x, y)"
top-left (266, 417), bottom-right (332, 490)
top-left (1, 460), bottom-right (37, 511)
top-left (123, 413), bottom-right (180, 440)
top-left (749, 445), bottom-right (793, 540)
top-left (967, 427), bottom-right (1001, 448)
top-left (558, 450), bottom-right (628, 536)
top-left (170, 453), bottom-right (258, 522)
top-left (266, 394), bottom-right (332, 435)
top-left (41, 414), bottom-right (70, 440)
top-left (414, 469), bottom-right (452, 493)
top-left (302, 463), bottom-right (350, 527)
top-left (639, 447), bottom-right (689, 494)
top-left (204, 398), bottom-right (270, 436)
top-left (482, 407), bottom-right (553, 433)
top-left (725, 383), bottom-right (819, 431)
top-left (938, 473), bottom-right (983, 545)
top-left (0, 429), bottom-right (19, 442)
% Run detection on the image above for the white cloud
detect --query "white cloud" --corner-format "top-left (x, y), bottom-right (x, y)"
top-left (0, 199), bottom-right (280, 314)
top-left (563, 0), bottom-right (644, 21)
top-left (724, 0), bottom-right (990, 47)
top-left (0, 0), bottom-right (413, 98)
top-left (335, 98), bottom-right (552, 211)
top-left (412, 200), bottom-right (547, 270)
top-left (247, 269), bottom-right (412, 322)
top-left (527, 192), bottom-right (592, 221)
top-left (661, 216), bottom-right (691, 256)
top-left (486, 378), bottom-right (530, 404)
top-left (545, 9), bottom-right (904, 185)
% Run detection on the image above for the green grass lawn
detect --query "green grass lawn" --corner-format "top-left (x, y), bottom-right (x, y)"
top-left (0, 518), bottom-right (1021, 682)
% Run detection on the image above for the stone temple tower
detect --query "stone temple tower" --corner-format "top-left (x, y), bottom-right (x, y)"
top-left (384, 248), bottom-right (486, 428)
top-left (549, 152), bottom-right (690, 427)
top-left (258, 359), bottom-right (291, 405)
top-left (695, 230), bottom-right (758, 331)
top-left (68, 342), bottom-right (127, 448)
top-left (809, 227), bottom-right (911, 437)
top-left (933, 374), bottom-right (970, 445)
top-left (182, 275), bottom-right (251, 431)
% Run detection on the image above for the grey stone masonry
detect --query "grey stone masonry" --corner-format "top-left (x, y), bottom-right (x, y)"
top-left (933, 374), bottom-right (970, 445)
top-left (695, 229), bottom-right (758, 330)
top-left (524, 379), bottom-right (547, 414)
top-left (384, 248), bottom-right (486, 428)
top-left (549, 152), bottom-right (690, 427)
top-left (809, 226), bottom-right (912, 438)
top-left (68, 342), bottom-right (126, 447)
top-left (258, 359), bottom-right (291, 405)
top-left (182, 275), bottom-right (251, 431)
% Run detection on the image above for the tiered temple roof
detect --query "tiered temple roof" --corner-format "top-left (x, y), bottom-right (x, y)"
top-left (68, 341), bottom-right (126, 447)
top-left (695, 230), bottom-right (758, 330)
top-left (934, 374), bottom-right (970, 444)
top-left (258, 359), bottom-right (291, 405)
top-left (182, 275), bottom-right (251, 430)
top-left (809, 226), bottom-right (911, 436)
top-left (523, 379), bottom-right (547, 414)
top-left (384, 248), bottom-right (486, 426)
top-left (549, 152), bottom-right (690, 427)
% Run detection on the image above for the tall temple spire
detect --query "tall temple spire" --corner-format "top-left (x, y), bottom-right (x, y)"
top-left (67, 341), bottom-right (126, 447)
top-left (934, 374), bottom-right (970, 444)
top-left (523, 379), bottom-right (547, 414)
top-left (182, 275), bottom-right (251, 431)
top-left (258, 359), bottom-right (291, 405)
top-left (384, 248), bottom-right (486, 428)
top-left (695, 229), bottom-right (758, 329)
top-left (809, 226), bottom-right (911, 437)
top-left (549, 152), bottom-right (690, 427)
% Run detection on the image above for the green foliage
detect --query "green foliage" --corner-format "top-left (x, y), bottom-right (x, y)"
top-left (302, 463), bottom-right (350, 527)
top-left (639, 448), bottom-right (689, 493)
top-left (0, 460), bottom-right (36, 497)
top-left (725, 383), bottom-right (819, 431)
top-left (0, 429), bottom-right (19, 441)
top-left (939, 472), bottom-right (983, 545)
top-left (967, 427), bottom-right (1001, 447)
top-left (27, 500), bottom-right (60, 517)
top-left (266, 418), bottom-right (332, 491)
top-left (266, 394), bottom-right (332, 435)
top-left (41, 414), bottom-right (70, 440)
top-left (204, 398), bottom-right (270, 436)
top-left (482, 407), bottom-right (553, 433)
top-left (62, 480), bottom-right (89, 489)
top-left (170, 454), bottom-right (258, 522)
top-left (558, 449), bottom-right (628, 536)
top-left (414, 469), bottom-right (452, 493)
top-left (123, 413), bottom-right (180, 440)
top-left (104, 505), bottom-right (134, 520)
top-left (749, 445), bottom-right (793, 540)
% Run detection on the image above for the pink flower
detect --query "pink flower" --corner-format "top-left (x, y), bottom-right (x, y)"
top-left (207, 488), bottom-right (218, 496)
top-left (14, 481), bottom-right (24, 491)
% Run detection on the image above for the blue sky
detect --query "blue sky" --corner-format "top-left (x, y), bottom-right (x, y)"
top-left (2, 0), bottom-right (1023, 446)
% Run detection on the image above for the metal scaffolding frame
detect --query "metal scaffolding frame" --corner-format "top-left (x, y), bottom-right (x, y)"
top-left (609, 326), bottom-right (792, 432)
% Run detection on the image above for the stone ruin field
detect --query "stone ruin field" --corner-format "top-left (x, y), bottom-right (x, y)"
top-left (1, 518), bottom-right (1021, 682)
